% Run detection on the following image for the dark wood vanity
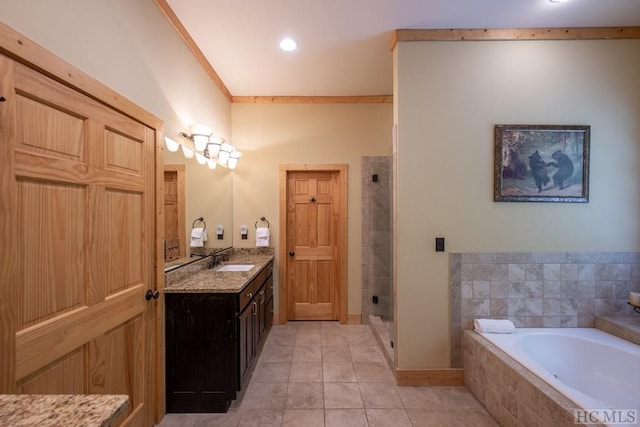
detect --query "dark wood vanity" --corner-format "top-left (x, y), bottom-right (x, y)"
top-left (165, 255), bottom-right (274, 412)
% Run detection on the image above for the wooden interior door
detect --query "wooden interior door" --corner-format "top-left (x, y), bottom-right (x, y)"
top-left (164, 166), bottom-right (185, 261)
top-left (0, 55), bottom-right (155, 425)
top-left (286, 171), bottom-right (341, 320)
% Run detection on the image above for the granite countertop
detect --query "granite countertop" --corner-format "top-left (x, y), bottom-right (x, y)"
top-left (0, 394), bottom-right (129, 427)
top-left (164, 253), bottom-right (274, 293)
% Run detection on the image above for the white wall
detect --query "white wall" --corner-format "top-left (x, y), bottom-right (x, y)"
top-left (231, 103), bottom-right (393, 316)
top-left (394, 39), bottom-right (640, 368)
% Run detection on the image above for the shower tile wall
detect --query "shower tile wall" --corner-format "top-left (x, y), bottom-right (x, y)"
top-left (361, 156), bottom-right (392, 322)
top-left (449, 252), bottom-right (640, 367)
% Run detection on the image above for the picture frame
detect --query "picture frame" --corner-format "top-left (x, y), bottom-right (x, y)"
top-left (494, 124), bottom-right (590, 203)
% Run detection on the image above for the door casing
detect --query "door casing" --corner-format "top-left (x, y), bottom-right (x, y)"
top-left (278, 163), bottom-right (348, 324)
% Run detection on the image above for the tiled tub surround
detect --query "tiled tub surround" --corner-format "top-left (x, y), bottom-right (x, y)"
top-left (462, 331), bottom-right (601, 427)
top-left (450, 252), bottom-right (640, 367)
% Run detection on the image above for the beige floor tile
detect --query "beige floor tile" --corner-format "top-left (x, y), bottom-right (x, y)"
top-left (285, 382), bottom-right (324, 409)
top-left (323, 362), bottom-right (357, 382)
top-left (396, 386), bottom-right (442, 409)
top-left (353, 361), bottom-right (394, 383)
top-left (236, 409), bottom-right (282, 427)
top-left (249, 362), bottom-right (290, 383)
top-left (157, 413), bottom-right (199, 426)
top-left (359, 383), bottom-right (403, 408)
top-left (324, 409), bottom-right (368, 427)
top-left (347, 330), bottom-right (378, 347)
top-left (322, 345), bottom-right (352, 362)
top-left (365, 408), bottom-right (412, 427)
top-left (350, 345), bottom-right (386, 362)
top-left (193, 412), bottom-right (241, 427)
top-left (324, 382), bottom-right (363, 409)
top-left (452, 409), bottom-right (499, 426)
top-left (281, 409), bottom-right (324, 427)
top-left (405, 408), bottom-right (455, 427)
top-left (294, 321), bottom-right (323, 333)
top-left (264, 333), bottom-right (296, 347)
top-left (435, 386), bottom-right (484, 409)
top-left (322, 333), bottom-right (350, 347)
top-left (292, 345), bottom-right (322, 362)
top-left (289, 362), bottom-right (323, 382)
top-left (321, 322), bottom-right (349, 335)
top-left (241, 382), bottom-right (287, 410)
top-left (259, 345), bottom-right (293, 363)
top-left (295, 333), bottom-right (322, 347)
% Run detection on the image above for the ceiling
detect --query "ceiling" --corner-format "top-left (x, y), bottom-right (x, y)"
top-left (164, 0), bottom-right (640, 97)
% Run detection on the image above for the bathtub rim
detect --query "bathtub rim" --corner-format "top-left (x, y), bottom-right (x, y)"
top-left (462, 329), bottom-right (604, 426)
top-left (477, 327), bottom-right (640, 417)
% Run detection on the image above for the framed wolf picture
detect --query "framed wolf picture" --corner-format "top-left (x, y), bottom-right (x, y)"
top-left (494, 124), bottom-right (590, 203)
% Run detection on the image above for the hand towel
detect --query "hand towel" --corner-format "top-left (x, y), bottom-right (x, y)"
top-left (474, 318), bottom-right (516, 334)
top-left (256, 227), bottom-right (270, 247)
top-left (190, 227), bottom-right (205, 248)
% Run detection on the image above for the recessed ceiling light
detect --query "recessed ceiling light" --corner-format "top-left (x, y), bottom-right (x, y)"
top-left (549, 0), bottom-right (568, 3)
top-left (279, 38), bottom-right (298, 52)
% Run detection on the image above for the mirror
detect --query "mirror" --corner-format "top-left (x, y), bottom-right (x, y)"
top-left (163, 148), bottom-right (233, 270)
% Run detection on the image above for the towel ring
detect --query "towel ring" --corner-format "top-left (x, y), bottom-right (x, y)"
top-left (192, 216), bottom-right (207, 230)
top-left (255, 216), bottom-right (269, 229)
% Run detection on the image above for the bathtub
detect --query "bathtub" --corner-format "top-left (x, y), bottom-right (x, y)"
top-left (479, 328), bottom-right (640, 426)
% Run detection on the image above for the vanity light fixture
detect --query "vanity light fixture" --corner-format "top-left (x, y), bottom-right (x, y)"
top-left (164, 137), bottom-right (180, 152)
top-left (205, 135), bottom-right (224, 159)
top-left (180, 124), bottom-right (214, 151)
top-left (195, 152), bottom-right (208, 165)
top-left (181, 145), bottom-right (195, 159)
top-left (207, 159), bottom-right (217, 170)
top-left (218, 143), bottom-right (234, 165)
top-left (227, 150), bottom-right (242, 170)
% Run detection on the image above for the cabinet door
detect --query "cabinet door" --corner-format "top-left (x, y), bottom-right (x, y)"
top-left (166, 294), bottom-right (236, 412)
top-left (238, 304), bottom-right (255, 388)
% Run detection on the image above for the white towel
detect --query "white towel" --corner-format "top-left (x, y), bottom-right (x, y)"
top-left (474, 318), bottom-right (515, 334)
top-left (190, 227), bottom-right (205, 248)
top-left (256, 227), bottom-right (270, 247)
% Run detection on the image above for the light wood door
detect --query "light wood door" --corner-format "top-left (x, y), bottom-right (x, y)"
top-left (286, 171), bottom-right (341, 320)
top-left (0, 56), bottom-right (155, 425)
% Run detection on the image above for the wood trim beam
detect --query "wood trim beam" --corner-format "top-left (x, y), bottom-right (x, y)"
top-left (232, 95), bottom-right (392, 104)
top-left (391, 27), bottom-right (640, 50)
top-left (396, 368), bottom-right (464, 386)
top-left (154, 0), bottom-right (233, 102)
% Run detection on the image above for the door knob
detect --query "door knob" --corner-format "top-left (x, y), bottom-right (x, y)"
top-left (145, 289), bottom-right (160, 300)
top-left (310, 197), bottom-right (316, 203)
top-left (0, 96), bottom-right (6, 102)
top-left (289, 251), bottom-right (295, 256)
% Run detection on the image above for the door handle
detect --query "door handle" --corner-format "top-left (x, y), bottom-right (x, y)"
top-left (145, 289), bottom-right (160, 301)
top-left (310, 197), bottom-right (316, 203)
top-left (289, 251), bottom-right (295, 257)
top-left (0, 96), bottom-right (6, 102)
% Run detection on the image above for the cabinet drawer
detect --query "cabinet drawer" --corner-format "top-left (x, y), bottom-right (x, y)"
top-left (239, 280), bottom-right (258, 312)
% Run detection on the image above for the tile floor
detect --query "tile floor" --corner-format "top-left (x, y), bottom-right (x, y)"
top-left (157, 321), bottom-right (497, 426)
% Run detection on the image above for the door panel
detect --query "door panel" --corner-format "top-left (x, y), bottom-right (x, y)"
top-left (286, 171), bottom-right (340, 320)
top-left (1, 55), bottom-right (155, 425)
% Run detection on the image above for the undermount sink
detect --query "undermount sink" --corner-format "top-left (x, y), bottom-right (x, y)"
top-left (216, 264), bottom-right (255, 272)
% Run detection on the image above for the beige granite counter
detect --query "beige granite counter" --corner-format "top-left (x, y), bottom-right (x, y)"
top-left (0, 394), bottom-right (128, 427)
top-left (164, 253), bottom-right (274, 293)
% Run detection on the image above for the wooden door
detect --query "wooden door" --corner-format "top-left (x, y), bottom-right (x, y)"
top-left (164, 166), bottom-right (185, 261)
top-left (0, 55), bottom-right (155, 425)
top-left (286, 171), bottom-right (341, 320)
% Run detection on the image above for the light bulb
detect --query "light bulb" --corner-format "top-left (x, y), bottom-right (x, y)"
top-left (195, 153), bottom-right (207, 165)
top-left (181, 145), bottom-right (194, 159)
top-left (164, 137), bottom-right (180, 152)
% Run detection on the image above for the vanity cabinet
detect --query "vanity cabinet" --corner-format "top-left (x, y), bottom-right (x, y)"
top-left (165, 260), bottom-right (274, 413)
